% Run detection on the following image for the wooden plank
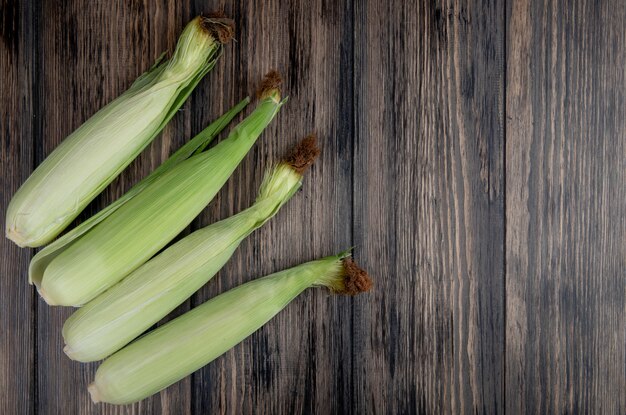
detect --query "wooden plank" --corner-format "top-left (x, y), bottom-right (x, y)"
top-left (353, 0), bottom-right (505, 412)
top-left (505, 0), bottom-right (626, 413)
top-left (0, 1), bottom-right (34, 414)
top-left (189, 1), bottom-right (355, 414)
top-left (34, 2), bottom-right (195, 414)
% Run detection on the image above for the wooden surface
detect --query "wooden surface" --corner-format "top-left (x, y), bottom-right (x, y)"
top-left (505, 1), bottom-right (626, 413)
top-left (0, 0), bottom-right (623, 414)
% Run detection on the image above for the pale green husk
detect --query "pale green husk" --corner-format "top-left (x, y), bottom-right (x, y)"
top-left (88, 253), bottom-right (351, 405)
top-left (63, 163), bottom-right (303, 362)
top-left (35, 91), bottom-right (285, 306)
top-left (6, 16), bottom-right (230, 247)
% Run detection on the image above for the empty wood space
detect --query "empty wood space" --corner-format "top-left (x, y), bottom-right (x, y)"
top-left (1, 0), bottom-right (624, 413)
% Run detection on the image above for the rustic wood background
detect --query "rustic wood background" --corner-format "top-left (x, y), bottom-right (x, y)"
top-left (1, 0), bottom-right (624, 413)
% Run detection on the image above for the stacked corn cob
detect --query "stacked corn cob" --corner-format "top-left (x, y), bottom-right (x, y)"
top-left (5, 14), bottom-right (371, 405)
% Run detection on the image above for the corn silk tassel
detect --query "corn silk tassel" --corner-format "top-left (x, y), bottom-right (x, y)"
top-left (6, 15), bottom-right (235, 247)
top-left (88, 253), bottom-right (372, 405)
top-left (32, 71), bottom-right (285, 306)
top-left (63, 135), bottom-right (320, 362)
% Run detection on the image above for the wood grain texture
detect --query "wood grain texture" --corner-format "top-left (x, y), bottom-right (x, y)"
top-left (0, 1), bottom-right (34, 414)
top-left (353, 0), bottom-right (505, 413)
top-left (1, 0), bottom-right (625, 413)
top-left (505, 0), bottom-right (626, 413)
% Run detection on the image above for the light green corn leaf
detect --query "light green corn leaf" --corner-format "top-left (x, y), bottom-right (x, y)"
top-left (88, 253), bottom-right (370, 405)
top-left (6, 16), bottom-right (232, 247)
top-left (126, 52), bottom-right (167, 91)
top-left (63, 161), bottom-right (303, 362)
top-left (28, 97), bottom-right (249, 285)
top-left (37, 94), bottom-right (285, 306)
top-left (144, 96), bottom-right (251, 178)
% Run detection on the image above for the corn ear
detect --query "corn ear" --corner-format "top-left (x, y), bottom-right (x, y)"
top-left (28, 97), bottom-right (249, 286)
top-left (35, 75), bottom-right (285, 306)
top-left (6, 15), bottom-right (234, 247)
top-left (88, 253), bottom-right (372, 405)
top-left (63, 136), bottom-right (320, 362)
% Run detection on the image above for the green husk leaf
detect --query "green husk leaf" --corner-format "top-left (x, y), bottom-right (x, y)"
top-left (87, 253), bottom-right (372, 405)
top-left (28, 97), bottom-right (249, 286)
top-left (63, 137), bottom-right (319, 361)
top-left (127, 52), bottom-right (167, 90)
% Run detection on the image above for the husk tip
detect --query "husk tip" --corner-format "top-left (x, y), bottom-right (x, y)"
top-left (283, 134), bottom-right (321, 175)
top-left (338, 248), bottom-right (354, 259)
top-left (38, 288), bottom-right (58, 306)
top-left (88, 383), bottom-right (102, 404)
top-left (6, 227), bottom-right (28, 247)
top-left (62, 344), bottom-right (77, 360)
